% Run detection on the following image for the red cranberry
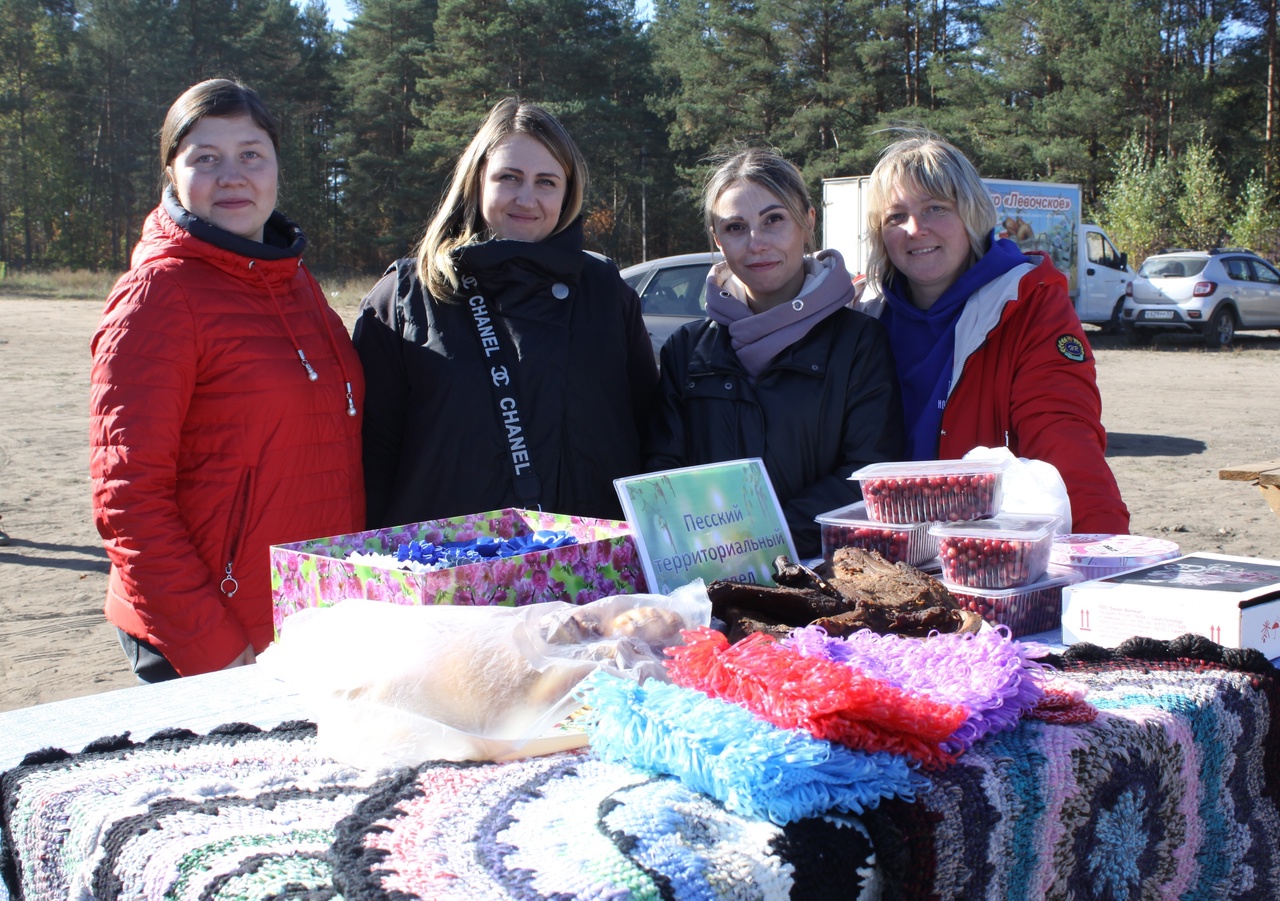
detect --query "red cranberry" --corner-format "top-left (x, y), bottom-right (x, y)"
top-left (862, 472), bottom-right (999, 523)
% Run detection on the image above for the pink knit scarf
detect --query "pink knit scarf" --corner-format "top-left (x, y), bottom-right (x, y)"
top-left (704, 249), bottom-right (857, 378)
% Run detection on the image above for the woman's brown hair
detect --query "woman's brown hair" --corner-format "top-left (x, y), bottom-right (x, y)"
top-left (159, 79), bottom-right (279, 193)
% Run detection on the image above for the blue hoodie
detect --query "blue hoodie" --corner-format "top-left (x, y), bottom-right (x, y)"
top-left (879, 238), bottom-right (1030, 459)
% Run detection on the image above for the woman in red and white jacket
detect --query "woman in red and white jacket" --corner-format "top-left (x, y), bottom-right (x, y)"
top-left (856, 131), bottom-right (1129, 534)
top-left (90, 79), bottom-right (364, 680)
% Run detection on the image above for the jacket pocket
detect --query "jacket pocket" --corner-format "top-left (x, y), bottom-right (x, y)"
top-left (220, 469), bottom-right (254, 598)
top-left (682, 371), bottom-right (753, 402)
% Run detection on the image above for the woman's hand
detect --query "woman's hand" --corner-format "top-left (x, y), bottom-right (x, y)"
top-left (221, 644), bottom-right (257, 670)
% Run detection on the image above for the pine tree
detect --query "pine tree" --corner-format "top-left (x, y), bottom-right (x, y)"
top-left (65, 0), bottom-right (181, 267)
top-left (1097, 135), bottom-right (1177, 263)
top-left (0, 0), bottom-right (77, 265)
top-left (332, 0), bottom-right (438, 266)
top-left (1230, 171), bottom-right (1280, 256)
top-left (1176, 132), bottom-right (1231, 249)
top-left (272, 0), bottom-right (342, 266)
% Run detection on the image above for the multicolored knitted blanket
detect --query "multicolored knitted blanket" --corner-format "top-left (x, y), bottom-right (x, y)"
top-left (863, 635), bottom-right (1280, 899)
top-left (0, 722), bottom-right (877, 900)
top-left (3, 636), bottom-right (1280, 900)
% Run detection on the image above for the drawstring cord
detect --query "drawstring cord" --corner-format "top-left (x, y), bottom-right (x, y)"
top-left (301, 263), bottom-right (359, 417)
top-left (251, 259), bottom-right (358, 417)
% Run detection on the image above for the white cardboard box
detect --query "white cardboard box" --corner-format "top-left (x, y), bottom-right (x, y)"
top-left (1061, 552), bottom-right (1280, 654)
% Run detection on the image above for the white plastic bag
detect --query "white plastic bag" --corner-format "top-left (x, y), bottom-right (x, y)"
top-left (963, 446), bottom-right (1073, 531)
top-left (257, 582), bottom-right (711, 769)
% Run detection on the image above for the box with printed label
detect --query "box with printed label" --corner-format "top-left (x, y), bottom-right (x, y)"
top-left (1061, 552), bottom-right (1280, 654)
top-left (270, 508), bottom-right (646, 635)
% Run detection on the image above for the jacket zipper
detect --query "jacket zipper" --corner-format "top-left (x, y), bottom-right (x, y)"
top-left (221, 472), bottom-right (252, 598)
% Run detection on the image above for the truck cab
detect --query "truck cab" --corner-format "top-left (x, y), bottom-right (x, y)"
top-left (1076, 224), bottom-right (1131, 331)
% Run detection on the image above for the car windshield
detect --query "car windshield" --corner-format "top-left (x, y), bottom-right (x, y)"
top-left (1138, 256), bottom-right (1208, 279)
top-left (640, 264), bottom-right (710, 316)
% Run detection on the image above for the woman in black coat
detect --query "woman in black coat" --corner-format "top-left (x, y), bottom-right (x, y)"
top-left (354, 98), bottom-right (658, 528)
top-left (646, 148), bottom-right (904, 557)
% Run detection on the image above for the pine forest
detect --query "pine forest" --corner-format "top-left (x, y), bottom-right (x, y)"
top-left (3, 0), bottom-right (1280, 273)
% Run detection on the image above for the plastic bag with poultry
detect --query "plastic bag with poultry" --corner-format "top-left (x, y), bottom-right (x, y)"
top-left (257, 582), bottom-right (711, 769)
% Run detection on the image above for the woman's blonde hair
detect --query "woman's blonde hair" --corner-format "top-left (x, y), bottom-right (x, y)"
top-left (415, 97), bottom-right (587, 300)
top-left (702, 146), bottom-right (816, 253)
top-left (864, 130), bottom-right (996, 288)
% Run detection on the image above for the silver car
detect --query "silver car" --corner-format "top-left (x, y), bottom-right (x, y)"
top-left (621, 252), bottom-right (717, 358)
top-left (1122, 249), bottom-right (1280, 347)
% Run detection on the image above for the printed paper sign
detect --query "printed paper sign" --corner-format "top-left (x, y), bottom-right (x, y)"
top-left (615, 458), bottom-right (796, 594)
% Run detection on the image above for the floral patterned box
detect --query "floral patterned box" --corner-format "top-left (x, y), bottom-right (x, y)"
top-left (270, 508), bottom-right (647, 635)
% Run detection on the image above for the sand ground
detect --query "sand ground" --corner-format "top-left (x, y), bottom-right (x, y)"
top-left (2, 297), bottom-right (1279, 711)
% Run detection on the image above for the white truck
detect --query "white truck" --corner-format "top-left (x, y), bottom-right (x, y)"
top-left (821, 176), bottom-right (1132, 330)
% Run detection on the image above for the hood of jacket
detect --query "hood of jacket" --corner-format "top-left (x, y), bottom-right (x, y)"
top-left (451, 217), bottom-right (587, 296)
top-left (704, 248), bottom-right (856, 378)
top-left (130, 190), bottom-right (309, 289)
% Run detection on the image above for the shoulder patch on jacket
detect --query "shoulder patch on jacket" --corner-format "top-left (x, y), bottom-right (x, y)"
top-left (1056, 334), bottom-right (1086, 362)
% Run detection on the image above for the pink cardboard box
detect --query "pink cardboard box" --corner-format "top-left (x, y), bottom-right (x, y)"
top-left (270, 508), bottom-right (647, 634)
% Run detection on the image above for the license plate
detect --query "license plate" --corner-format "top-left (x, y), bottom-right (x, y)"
top-left (1144, 310), bottom-right (1175, 320)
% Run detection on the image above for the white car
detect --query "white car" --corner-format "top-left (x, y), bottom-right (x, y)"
top-left (1122, 249), bottom-right (1280, 347)
top-left (620, 252), bottom-right (717, 358)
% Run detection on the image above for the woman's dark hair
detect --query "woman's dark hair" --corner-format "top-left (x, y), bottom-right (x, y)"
top-left (159, 79), bottom-right (279, 191)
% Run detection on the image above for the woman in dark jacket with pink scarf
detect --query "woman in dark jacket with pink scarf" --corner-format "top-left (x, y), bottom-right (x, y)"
top-left (646, 148), bottom-right (904, 557)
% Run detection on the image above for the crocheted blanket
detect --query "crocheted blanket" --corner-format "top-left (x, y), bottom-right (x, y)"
top-left (3, 637), bottom-right (1280, 900)
top-left (0, 722), bottom-right (876, 900)
top-left (864, 635), bottom-right (1280, 900)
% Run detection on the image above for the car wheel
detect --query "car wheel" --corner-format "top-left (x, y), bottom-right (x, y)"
top-left (1104, 298), bottom-right (1126, 335)
top-left (1204, 306), bottom-right (1236, 348)
top-left (1124, 324), bottom-right (1153, 346)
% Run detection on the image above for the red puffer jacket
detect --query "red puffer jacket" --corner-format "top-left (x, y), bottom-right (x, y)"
top-left (938, 254), bottom-right (1130, 534)
top-left (859, 252), bottom-right (1129, 534)
top-left (90, 205), bottom-right (365, 676)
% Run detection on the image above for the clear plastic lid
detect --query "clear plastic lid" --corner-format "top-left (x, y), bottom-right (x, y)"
top-left (849, 458), bottom-right (1011, 481)
top-left (929, 513), bottom-right (1062, 541)
top-left (942, 571), bottom-right (1080, 600)
top-left (816, 500), bottom-right (923, 530)
top-left (851, 459), bottom-right (1009, 523)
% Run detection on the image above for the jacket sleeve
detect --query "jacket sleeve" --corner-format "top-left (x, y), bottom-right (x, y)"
top-left (1005, 277), bottom-right (1130, 533)
top-left (782, 316), bottom-right (907, 556)
top-left (90, 272), bottom-right (251, 675)
top-left (350, 271), bottom-right (410, 529)
top-left (643, 324), bottom-right (698, 473)
top-left (619, 280), bottom-right (660, 445)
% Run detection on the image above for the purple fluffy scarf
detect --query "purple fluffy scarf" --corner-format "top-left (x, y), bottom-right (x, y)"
top-left (783, 625), bottom-right (1048, 753)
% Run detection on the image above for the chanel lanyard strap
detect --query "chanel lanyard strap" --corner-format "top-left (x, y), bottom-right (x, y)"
top-left (458, 273), bottom-right (543, 507)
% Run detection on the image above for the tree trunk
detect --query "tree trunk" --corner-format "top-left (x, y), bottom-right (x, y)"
top-left (1268, 0), bottom-right (1277, 184)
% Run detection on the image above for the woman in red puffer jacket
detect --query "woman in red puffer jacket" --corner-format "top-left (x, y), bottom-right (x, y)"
top-left (90, 79), bottom-right (364, 681)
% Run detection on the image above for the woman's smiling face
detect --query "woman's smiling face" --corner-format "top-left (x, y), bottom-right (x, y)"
top-left (711, 182), bottom-right (813, 313)
top-left (168, 114), bottom-right (278, 242)
top-left (881, 181), bottom-right (974, 310)
top-left (479, 133), bottom-right (567, 243)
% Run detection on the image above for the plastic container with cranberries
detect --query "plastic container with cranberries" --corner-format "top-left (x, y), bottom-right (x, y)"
top-left (850, 459), bottom-right (1008, 524)
top-left (815, 501), bottom-right (939, 567)
top-left (944, 571), bottom-right (1080, 637)
top-left (929, 513), bottom-right (1061, 589)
